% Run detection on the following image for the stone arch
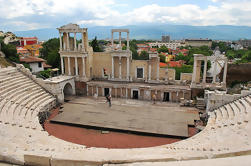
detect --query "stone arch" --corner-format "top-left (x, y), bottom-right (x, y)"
top-left (63, 83), bottom-right (73, 99)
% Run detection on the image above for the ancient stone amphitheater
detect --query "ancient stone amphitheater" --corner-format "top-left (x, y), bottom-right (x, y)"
top-left (0, 66), bottom-right (251, 166)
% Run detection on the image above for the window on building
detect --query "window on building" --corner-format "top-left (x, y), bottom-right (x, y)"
top-left (136, 68), bottom-right (143, 78)
top-left (38, 62), bottom-right (42, 68)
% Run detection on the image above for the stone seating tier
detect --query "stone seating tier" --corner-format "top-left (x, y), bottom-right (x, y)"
top-left (0, 66), bottom-right (251, 166)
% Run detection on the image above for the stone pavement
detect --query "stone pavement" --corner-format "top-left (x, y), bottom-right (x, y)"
top-left (51, 97), bottom-right (199, 137)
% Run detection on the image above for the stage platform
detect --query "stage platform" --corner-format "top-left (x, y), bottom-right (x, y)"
top-left (51, 97), bottom-right (199, 137)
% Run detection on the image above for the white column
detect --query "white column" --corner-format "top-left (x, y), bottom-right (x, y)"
top-left (112, 56), bottom-right (114, 79)
top-left (59, 32), bottom-right (62, 51)
top-left (148, 62), bottom-right (151, 81)
top-left (127, 57), bottom-right (130, 80)
top-left (126, 88), bottom-right (128, 99)
top-left (68, 57), bottom-right (71, 75)
top-left (61, 56), bottom-right (64, 74)
top-left (119, 57), bottom-right (122, 79)
top-left (66, 33), bottom-right (70, 51)
top-left (75, 57), bottom-right (78, 75)
top-left (111, 32), bottom-right (114, 49)
top-left (96, 87), bottom-right (99, 96)
top-left (223, 60), bottom-right (228, 84)
top-left (192, 59), bottom-right (197, 83)
top-left (203, 59), bottom-right (207, 83)
top-left (119, 32), bottom-right (122, 49)
top-left (157, 57), bottom-right (159, 81)
top-left (127, 32), bottom-right (129, 50)
top-left (24, 40), bottom-right (27, 46)
top-left (115, 88), bottom-right (117, 98)
top-left (82, 57), bottom-right (85, 77)
top-left (82, 32), bottom-right (85, 52)
top-left (74, 32), bottom-right (77, 51)
top-left (212, 60), bottom-right (217, 83)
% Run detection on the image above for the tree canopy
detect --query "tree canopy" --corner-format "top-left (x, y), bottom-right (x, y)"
top-left (159, 54), bottom-right (166, 63)
top-left (157, 45), bottom-right (169, 53)
top-left (40, 38), bottom-right (60, 69)
top-left (90, 36), bottom-right (103, 52)
top-left (0, 38), bottom-right (19, 63)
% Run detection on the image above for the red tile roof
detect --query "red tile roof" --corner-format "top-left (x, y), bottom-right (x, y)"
top-left (159, 62), bottom-right (167, 67)
top-left (167, 60), bottom-right (184, 67)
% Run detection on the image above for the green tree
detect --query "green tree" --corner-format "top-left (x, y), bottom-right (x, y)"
top-left (170, 65), bottom-right (193, 80)
top-left (0, 41), bottom-right (19, 63)
top-left (122, 45), bottom-right (127, 50)
top-left (139, 51), bottom-right (149, 60)
top-left (130, 40), bottom-right (140, 60)
top-left (40, 38), bottom-right (60, 69)
top-left (47, 50), bottom-right (60, 68)
top-left (157, 45), bottom-right (169, 53)
top-left (91, 36), bottom-right (103, 52)
top-left (39, 69), bottom-right (52, 79)
top-left (159, 54), bottom-right (166, 63)
top-left (175, 53), bottom-right (190, 62)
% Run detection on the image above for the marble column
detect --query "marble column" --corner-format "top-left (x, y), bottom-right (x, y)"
top-left (96, 87), bottom-right (99, 96)
top-left (223, 59), bottom-right (228, 84)
top-left (126, 88), bottom-right (128, 99)
top-left (157, 57), bottom-right (159, 81)
top-left (192, 59), bottom-right (197, 83)
top-left (61, 56), bottom-right (64, 74)
top-left (68, 57), bottom-right (71, 75)
top-left (66, 33), bottom-right (70, 51)
top-left (82, 32), bottom-right (85, 52)
top-left (111, 32), bottom-right (114, 49)
top-left (212, 59), bottom-right (217, 83)
top-left (74, 32), bottom-right (77, 51)
top-left (119, 57), bottom-right (122, 79)
top-left (115, 88), bottom-right (117, 98)
top-left (82, 57), bottom-right (85, 77)
top-left (148, 62), bottom-right (151, 81)
top-left (127, 57), bottom-right (130, 80)
top-left (75, 57), bottom-right (78, 75)
top-left (119, 32), bottom-right (122, 49)
top-left (202, 59), bottom-right (207, 83)
top-left (59, 32), bottom-right (62, 51)
top-left (112, 56), bottom-right (114, 79)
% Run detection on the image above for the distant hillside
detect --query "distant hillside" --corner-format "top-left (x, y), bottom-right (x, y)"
top-left (13, 24), bottom-right (251, 41)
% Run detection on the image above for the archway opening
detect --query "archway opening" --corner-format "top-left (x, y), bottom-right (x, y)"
top-left (63, 83), bottom-right (73, 101)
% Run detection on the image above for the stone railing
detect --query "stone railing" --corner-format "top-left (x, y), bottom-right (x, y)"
top-left (16, 64), bottom-right (56, 98)
top-left (205, 89), bottom-right (251, 112)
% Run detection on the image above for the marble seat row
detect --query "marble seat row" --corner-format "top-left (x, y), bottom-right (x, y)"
top-left (0, 67), bottom-right (56, 130)
top-left (165, 94), bottom-right (251, 153)
top-left (0, 66), bottom-right (251, 166)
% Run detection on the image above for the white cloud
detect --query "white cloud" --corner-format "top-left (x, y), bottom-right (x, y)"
top-left (0, 0), bottom-right (251, 31)
top-left (77, 2), bottom-right (251, 26)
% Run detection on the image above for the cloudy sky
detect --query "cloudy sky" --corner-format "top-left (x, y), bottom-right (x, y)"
top-left (0, 0), bottom-right (251, 31)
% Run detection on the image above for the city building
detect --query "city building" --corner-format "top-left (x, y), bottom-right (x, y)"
top-left (149, 42), bottom-right (185, 50)
top-left (19, 56), bottom-right (46, 73)
top-left (238, 39), bottom-right (251, 48)
top-left (161, 35), bottom-right (170, 42)
top-left (185, 39), bottom-right (212, 47)
top-left (19, 37), bottom-right (38, 46)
